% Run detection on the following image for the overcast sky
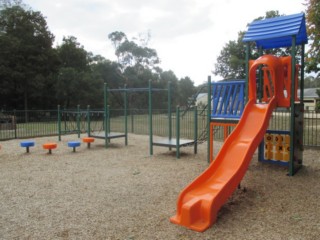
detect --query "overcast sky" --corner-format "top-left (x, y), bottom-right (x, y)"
top-left (24, 0), bottom-right (306, 86)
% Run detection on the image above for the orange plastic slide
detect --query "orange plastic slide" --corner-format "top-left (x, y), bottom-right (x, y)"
top-left (170, 97), bottom-right (277, 232)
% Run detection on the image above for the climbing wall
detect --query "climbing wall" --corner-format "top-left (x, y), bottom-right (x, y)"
top-left (259, 130), bottom-right (290, 166)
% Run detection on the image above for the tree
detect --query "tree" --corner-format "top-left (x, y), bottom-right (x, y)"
top-left (55, 36), bottom-right (91, 108)
top-left (304, 75), bottom-right (320, 88)
top-left (305, 0), bottom-right (320, 77)
top-left (0, 5), bottom-right (57, 111)
top-left (159, 70), bottom-right (179, 109)
top-left (108, 31), bottom-right (127, 63)
top-left (213, 32), bottom-right (247, 79)
top-left (213, 11), bottom-right (292, 79)
top-left (108, 31), bottom-right (160, 73)
top-left (90, 56), bottom-right (124, 108)
top-left (0, 0), bottom-right (24, 9)
top-left (57, 36), bottom-right (89, 70)
top-left (177, 77), bottom-right (196, 106)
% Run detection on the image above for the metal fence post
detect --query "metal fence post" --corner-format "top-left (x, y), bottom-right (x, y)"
top-left (77, 104), bottom-right (80, 138)
top-left (58, 105), bottom-right (61, 141)
top-left (87, 105), bottom-right (90, 136)
top-left (14, 109), bottom-right (17, 139)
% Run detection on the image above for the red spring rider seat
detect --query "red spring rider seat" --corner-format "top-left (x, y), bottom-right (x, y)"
top-left (43, 142), bottom-right (57, 154)
top-left (82, 137), bottom-right (95, 148)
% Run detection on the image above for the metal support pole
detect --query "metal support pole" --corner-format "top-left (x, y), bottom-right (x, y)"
top-left (168, 81), bottom-right (172, 147)
top-left (299, 44), bottom-right (305, 164)
top-left (131, 111), bottom-right (134, 133)
top-left (124, 84), bottom-right (128, 145)
top-left (58, 105), bottom-right (61, 141)
top-left (300, 44), bottom-right (305, 102)
top-left (87, 105), bottom-right (90, 136)
top-left (207, 76), bottom-right (212, 163)
top-left (194, 106), bottom-right (198, 154)
top-left (63, 106), bottom-right (67, 133)
top-left (176, 106), bottom-right (180, 159)
top-left (149, 80), bottom-right (153, 155)
top-left (77, 104), bottom-right (80, 138)
top-left (107, 105), bottom-right (111, 133)
top-left (13, 109), bottom-right (17, 139)
top-left (258, 46), bottom-right (263, 102)
top-left (104, 83), bottom-right (108, 148)
top-left (245, 42), bottom-right (250, 103)
top-left (257, 47), bottom-right (264, 158)
top-left (289, 36), bottom-right (296, 176)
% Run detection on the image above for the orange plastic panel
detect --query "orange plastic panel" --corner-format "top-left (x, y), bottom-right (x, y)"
top-left (209, 122), bottom-right (237, 162)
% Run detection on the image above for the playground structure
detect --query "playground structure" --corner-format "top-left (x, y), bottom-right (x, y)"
top-left (171, 13), bottom-right (308, 232)
top-left (101, 81), bottom-right (198, 158)
top-left (18, 138), bottom-right (96, 154)
top-left (208, 80), bottom-right (245, 160)
top-left (57, 83), bottom-right (128, 148)
top-left (57, 81), bottom-right (199, 158)
top-left (87, 83), bottom-right (128, 148)
top-left (57, 105), bottom-right (85, 140)
top-left (148, 80), bottom-right (198, 159)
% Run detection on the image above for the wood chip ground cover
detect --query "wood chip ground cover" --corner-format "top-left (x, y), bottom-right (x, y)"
top-left (0, 134), bottom-right (319, 239)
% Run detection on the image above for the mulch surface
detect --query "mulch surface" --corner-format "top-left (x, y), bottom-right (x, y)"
top-left (0, 134), bottom-right (319, 239)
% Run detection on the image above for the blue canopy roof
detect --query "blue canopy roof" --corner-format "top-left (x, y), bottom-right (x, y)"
top-left (243, 13), bottom-right (308, 49)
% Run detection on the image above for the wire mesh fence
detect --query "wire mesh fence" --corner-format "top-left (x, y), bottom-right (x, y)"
top-left (0, 110), bottom-right (58, 140)
top-left (1, 108), bottom-right (319, 147)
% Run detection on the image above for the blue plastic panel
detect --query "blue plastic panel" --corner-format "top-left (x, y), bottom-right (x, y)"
top-left (243, 13), bottom-right (308, 49)
top-left (211, 80), bottom-right (245, 119)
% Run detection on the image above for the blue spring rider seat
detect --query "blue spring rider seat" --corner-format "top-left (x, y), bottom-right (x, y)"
top-left (68, 141), bottom-right (81, 152)
top-left (20, 140), bottom-right (35, 153)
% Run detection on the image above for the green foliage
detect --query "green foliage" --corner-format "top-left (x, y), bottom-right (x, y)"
top-left (178, 77), bottom-right (196, 106)
top-left (304, 76), bottom-right (320, 88)
top-left (90, 57), bottom-right (123, 108)
top-left (305, 0), bottom-right (320, 77)
top-left (0, 5), bottom-right (196, 110)
top-left (0, 0), bottom-right (24, 9)
top-left (159, 70), bottom-right (179, 109)
top-left (36, 36), bottom-right (113, 110)
top-left (316, 98), bottom-right (320, 112)
top-left (57, 36), bottom-right (89, 70)
top-left (0, 5), bottom-right (57, 110)
top-left (55, 36), bottom-right (91, 108)
top-left (213, 11), bottom-right (294, 79)
top-left (107, 31), bottom-right (195, 110)
top-left (213, 33), bottom-right (247, 79)
top-left (108, 31), bottom-right (160, 72)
